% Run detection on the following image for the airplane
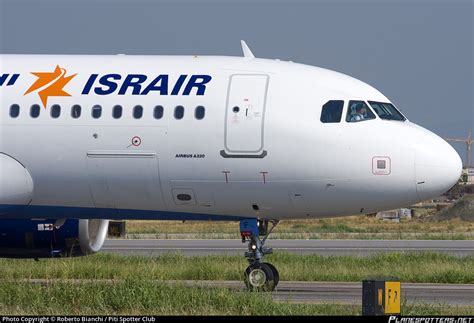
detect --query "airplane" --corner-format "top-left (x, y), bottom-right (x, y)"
top-left (0, 41), bottom-right (462, 291)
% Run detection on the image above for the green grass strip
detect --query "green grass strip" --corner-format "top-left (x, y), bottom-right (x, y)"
top-left (0, 252), bottom-right (472, 284)
top-left (0, 280), bottom-right (472, 315)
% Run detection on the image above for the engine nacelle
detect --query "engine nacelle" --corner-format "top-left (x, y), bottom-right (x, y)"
top-left (0, 218), bottom-right (109, 258)
top-left (0, 153), bottom-right (34, 213)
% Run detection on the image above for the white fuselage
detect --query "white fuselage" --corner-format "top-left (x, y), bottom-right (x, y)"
top-left (0, 54), bottom-right (462, 220)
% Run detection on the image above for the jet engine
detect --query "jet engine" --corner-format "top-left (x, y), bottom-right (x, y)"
top-left (0, 153), bottom-right (34, 214)
top-left (0, 218), bottom-right (109, 259)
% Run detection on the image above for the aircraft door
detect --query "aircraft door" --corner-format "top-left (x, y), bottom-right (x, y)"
top-left (221, 74), bottom-right (269, 158)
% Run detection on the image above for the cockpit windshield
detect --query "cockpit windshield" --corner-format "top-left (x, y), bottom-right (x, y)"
top-left (346, 101), bottom-right (376, 122)
top-left (368, 101), bottom-right (406, 121)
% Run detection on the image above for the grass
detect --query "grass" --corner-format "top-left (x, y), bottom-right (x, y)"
top-left (1, 252), bottom-right (472, 284)
top-left (0, 253), bottom-right (472, 315)
top-left (123, 215), bottom-right (474, 240)
top-left (0, 281), bottom-right (350, 315)
top-left (0, 280), bottom-right (472, 315)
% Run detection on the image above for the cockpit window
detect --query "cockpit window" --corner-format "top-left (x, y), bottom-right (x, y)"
top-left (320, 100), bottom-right (344, 123)
top-left (346, 100), bottom-right (376, 122)
top-left (368, 101), bottom-right (406, 121)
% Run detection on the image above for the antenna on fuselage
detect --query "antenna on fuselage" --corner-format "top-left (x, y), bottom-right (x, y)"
top-left (241, 40), bottom-right (255, 59)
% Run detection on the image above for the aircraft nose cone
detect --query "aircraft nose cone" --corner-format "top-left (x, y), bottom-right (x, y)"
top-left (415, 135), bottom-right (463, 202)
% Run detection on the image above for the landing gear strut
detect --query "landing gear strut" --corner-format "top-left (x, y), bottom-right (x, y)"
top-left (240, 219), bottom-right (279, 291)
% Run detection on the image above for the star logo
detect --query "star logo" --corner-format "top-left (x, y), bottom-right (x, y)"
top-left (24, 65), bottom-right (77, 108)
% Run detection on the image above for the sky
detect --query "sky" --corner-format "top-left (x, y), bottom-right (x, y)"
top-left (0, 0), bottom-right (473, 165)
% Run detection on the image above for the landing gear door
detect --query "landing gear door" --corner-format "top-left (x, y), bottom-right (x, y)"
top-left (221, 74), bottom-right (269, 158)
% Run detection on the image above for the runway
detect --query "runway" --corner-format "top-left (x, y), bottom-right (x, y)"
top-left (13, 279), bottom-right (474, 306)
top-left (102, 239), bottom-right (474, 256)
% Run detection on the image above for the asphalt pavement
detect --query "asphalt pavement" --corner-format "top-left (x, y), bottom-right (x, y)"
top-left (102, 239), bottom-right (474, 256)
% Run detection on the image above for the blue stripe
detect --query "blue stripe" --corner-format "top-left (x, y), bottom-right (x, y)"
top-left (0, 204), bottom-right (246, 221)
top-left (0, 74), bottom-right (8, 86)
top-left (7, 74), bottom-right (19, 86)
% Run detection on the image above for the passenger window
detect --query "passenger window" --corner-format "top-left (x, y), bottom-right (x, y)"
top-left (30, 104), bottom-right (40, 118)
top-left (71, 105), bottom-right (81, 118)
top-left (51, 104), bottom-right (61, 118)
top-left (10, 104), bottom-right (20, 118)
top-left (195, 106), bottom-right (205, 120)
top-left (154, 105), bottom-right (164, 119)
top-left (92, 105), bottom-right (102, 119)
top-left (133, 105), bottom-right (143, 119)
top-left (320, 100), bottom-right (344, 123)
top-left (346, 101), bottom-right (376, 122)
top-left (113, 105), bottom-right (122, 119)
top-left (174, 106), bottom-right (184, 119)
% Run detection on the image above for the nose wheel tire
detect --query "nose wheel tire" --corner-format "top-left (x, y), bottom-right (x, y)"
top-left (262, 262), bottom-right (279, 287)
top-left (244, 263), bottom-right (276, 292)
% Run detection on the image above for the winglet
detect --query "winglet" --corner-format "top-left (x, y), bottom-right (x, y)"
top-left (241, 40), bottom-right (255, 58)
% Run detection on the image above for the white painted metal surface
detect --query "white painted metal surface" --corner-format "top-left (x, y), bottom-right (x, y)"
top-left (0, 54), bottom-right (463, 220)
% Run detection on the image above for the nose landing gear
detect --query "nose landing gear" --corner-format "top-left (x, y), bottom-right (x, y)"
top-left (240, 219), bottom-right (279, 291)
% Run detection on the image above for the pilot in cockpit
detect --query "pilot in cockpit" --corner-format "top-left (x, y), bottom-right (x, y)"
top-left (350, 103), bottom-right (366, 122)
